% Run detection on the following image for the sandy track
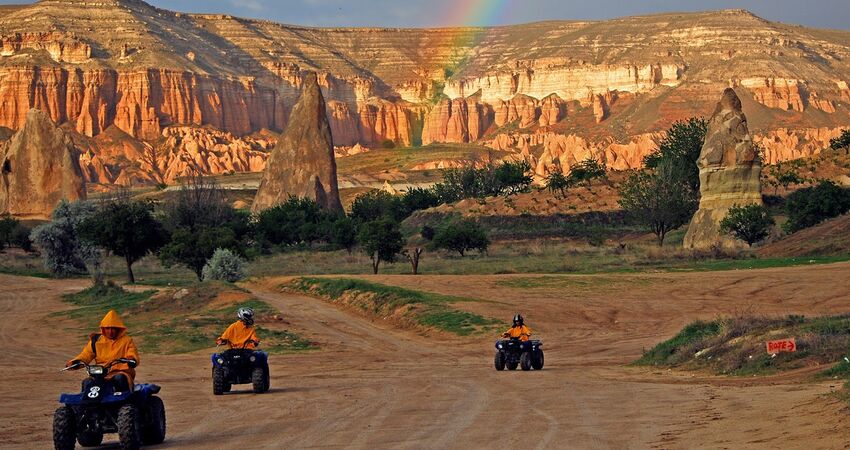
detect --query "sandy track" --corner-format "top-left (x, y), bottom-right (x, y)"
top-left (1, 264), bottom-right (849, 449)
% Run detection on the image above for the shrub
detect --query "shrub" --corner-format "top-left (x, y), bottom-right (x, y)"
top-left (381, 139), bottom-right (396, 149)
top-left (11, 224), bottom-right (32, 252)
top-left (830, 129), bottom-right (850, 151)
top-left (783, 180), bottom-right (850, 233)
top-left (433, 160), bottom-right (533, 202)
top-left (0, 214), bottom-right (18, 248)
top-left (30, 200), bottom-right (102, 278)
top-left (358, 218), bottom-right (405, 274)
top-left (568, 158), bottom-right (606, 187)
top-left (431, 220), bottom-right (490, 256)
top-left (720, 204), bottom-right (775, 247)
top-left (159, 226), bottom-right (240, 281)
top-left (494, 160), bottom-right (533, 195)
top-left (544, 171), bottom-right (572, 198)
top-left (401, 187), bottom-right (441, 215)
top-left (202, 248), bottom-right (246, 282)
top-left (421, 225), bottom-right (436, 241)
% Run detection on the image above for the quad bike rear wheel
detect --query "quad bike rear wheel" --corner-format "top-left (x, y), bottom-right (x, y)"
top-left (53, 406), bottom-right (76, 450)
top-left (494, 351), bottom-right (506, 371)
top-left (252, 367), bottom-right (266, 393)
top-left (263, 368), bottom-right (271, 392)
top-left (141, 395), bottom-right (166, 445)
top-left (212, 367), bottom-right (226, 395)
top-left (520, 351), bottom-right (532, 371)
top-left (532, 350), bottom-right (544, 370)
top-left (117, 404), bottom-right (142, 450)
top-left (77, 430), bottom-right (104, 447)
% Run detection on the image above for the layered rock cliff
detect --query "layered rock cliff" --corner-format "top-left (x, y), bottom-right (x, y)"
top-left (0, 2), bottom-right (846, 189)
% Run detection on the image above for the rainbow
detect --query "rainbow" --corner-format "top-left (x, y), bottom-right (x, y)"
top-left (436, 0), bottom-right (512, 78)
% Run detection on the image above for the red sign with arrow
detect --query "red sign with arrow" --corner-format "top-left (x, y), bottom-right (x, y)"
top-left (766, 338), bottom-right (796, 354)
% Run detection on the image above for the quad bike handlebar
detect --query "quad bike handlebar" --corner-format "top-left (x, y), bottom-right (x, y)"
top-left (216, 338), bottom-right (260, 348)
top-left (61, 358), bottom-right (137, 373)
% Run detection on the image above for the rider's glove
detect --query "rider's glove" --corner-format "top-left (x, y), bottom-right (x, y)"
top-left (216, 338), bottom-right (225, 345)
top-left (126, 359), bottom-right (137, 368)
top-left (67, 359), bottom-right (82, 368)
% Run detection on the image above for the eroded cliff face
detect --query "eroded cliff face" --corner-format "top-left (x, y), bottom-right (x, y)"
top-left (0, 3), bottom-right (846, 191)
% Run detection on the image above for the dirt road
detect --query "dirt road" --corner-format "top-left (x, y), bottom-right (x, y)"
top-left (1, 263), bottom-right (849, 449)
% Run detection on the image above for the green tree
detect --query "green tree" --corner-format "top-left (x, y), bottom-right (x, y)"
top-left (431, 220), bottom-right (490, 257)
top-left (358, 218), bottom-right (404, 274)
top-left (767, 162), bottom-right (806, 195)
top-left (643, 117), bottom-right (709, 193)
top-left (401, 187), bottom-right (441, 215)
top-left (254, 196), bottom-right (333, 247)
top-left (783, 180), bottom-right (850, 233)
top-left (568, 158), bottom-right (606, 187)
top-left (720, 204), bottom-right (775, 247)
top-left (0, 214), bottom-right (19, 248)
top-left (350, 190), bottom-right (407, 223)
top-left (544, 171), bottom-right (572, 198)
top-left (494, 160), bottom-right (533, 195)
top-left (330, 216), bottom-right (358, 254)
top-left (618, 163), bottom-right (699, 246)
top-left (78, 199), bottom-right (167, 283)
top-left (829, 129), bottom-right (850, 151)
top-left (160, 226), bottom-right (239, 280)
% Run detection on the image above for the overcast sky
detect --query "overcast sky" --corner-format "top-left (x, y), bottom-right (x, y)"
top-left (4, 0), bottom-right (849, 29)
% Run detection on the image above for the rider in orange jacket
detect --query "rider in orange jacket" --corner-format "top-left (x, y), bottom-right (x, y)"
top-left (217, 307), bottom-right (260, 349)
top-left (66, 310), bottom-right (139, 391)
top-left (502, 313), bottom-right (532, 342)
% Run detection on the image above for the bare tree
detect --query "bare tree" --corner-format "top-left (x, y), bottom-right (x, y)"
top-left (405, 247), bottom-right (423, 275)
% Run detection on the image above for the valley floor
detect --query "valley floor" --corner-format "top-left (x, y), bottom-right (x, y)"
top-left (1, 263), bottom-right (850, 448)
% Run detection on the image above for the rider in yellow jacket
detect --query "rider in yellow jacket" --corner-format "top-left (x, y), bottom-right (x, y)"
top-left (217, 307), bottom-right (260, 349)
top-left (67, 310), bottom-right (139, 391)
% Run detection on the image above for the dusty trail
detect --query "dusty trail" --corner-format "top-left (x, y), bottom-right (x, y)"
top-left (1, 263), bottom-right (849, 448)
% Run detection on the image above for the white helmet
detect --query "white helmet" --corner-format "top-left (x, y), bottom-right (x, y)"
top-left (237, 307), bottom-right (254, 326)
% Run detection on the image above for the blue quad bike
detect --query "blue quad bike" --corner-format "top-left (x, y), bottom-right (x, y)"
top-left (494, 338), bottom-right (545, 371)
top-left (211, 339), bottom-right (270, 395)
top-left (53, 359), bottom-right (166, 450)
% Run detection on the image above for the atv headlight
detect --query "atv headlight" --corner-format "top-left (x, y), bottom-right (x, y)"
top-left (249, 355), bottom-right (256, 362)
top-left (88, 366), bottom-right (104, 375)
top-left (216, 357), bottom-right (224, 365)
top-left (497, 344), bottom-right (503, 349)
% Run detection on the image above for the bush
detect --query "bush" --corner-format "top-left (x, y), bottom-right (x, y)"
top-left (202, 248), bottom-right (246, 282)
top-left (431, 220), bottom-right (490, 257)
top-left (30, 200), bottom-right (102, 278)
top-left (783, 180), bottom-right (850, 233)
top-left (433, 160), bottom-right (533, 202)
top-left (159, 226), bottom-right (240, 281)
top-left (544, 171), bottom-right (572, 198)
top-left (568, 158), bottom-right (606, 187)
top-left (421, 225), bottom-right (436, 241)
top-left (493, 160), bottom-right (533, 195)
top-left (0, 214), bottom-right (18, 248)
top-left (830, 129), bottom-right (850, 151)
top-left (720, 204), bottom-right (775, 247)
top-left (11, 224), bottom-right (32, 252)
top-left (401, 187), bottom-right (441, 215)
top-left (358, 218), bottom-right (405, 274)
top-left (254, 196), bottom-right (333, 246)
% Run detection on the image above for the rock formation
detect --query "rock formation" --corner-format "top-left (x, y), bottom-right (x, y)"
top-left (0, 109), bottom-right (86, 218)
top-left (683, 89), bottom-right (762, 249)
top-left (252, 73), bottom-right (342, 213)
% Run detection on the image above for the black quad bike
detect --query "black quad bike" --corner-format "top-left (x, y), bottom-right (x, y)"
top-left (54, 359), bottom-right (166, 450)
top-left (494, 338), bottom-right (544, 371)
top-left (211, 339), bottom-right (270, 395)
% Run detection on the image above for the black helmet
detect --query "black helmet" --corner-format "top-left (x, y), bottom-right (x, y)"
top-left (237, 307), bottom-right (255, 326)
top-left (512, 313), bottom-right (524, 326)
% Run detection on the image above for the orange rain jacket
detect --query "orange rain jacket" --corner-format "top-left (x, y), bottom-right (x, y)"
top-left (504, 325), bottom-right (532, 342)
top-left (69, 310), bottom-right (140, 388)
top-left (219, 321), bottom-right (260, 349)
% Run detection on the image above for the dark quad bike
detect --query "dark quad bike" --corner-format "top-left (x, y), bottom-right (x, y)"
top-left (211, 339), bottom-right (270, 395)
top-left (494, 338), bottom-right (544, 371)
top-left (54, 359), bottom-right (166, 450)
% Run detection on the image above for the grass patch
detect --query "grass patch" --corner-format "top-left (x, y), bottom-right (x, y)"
top-left (635, 314), bottom-right (850, 377)
top-left (288, 277), bottom-right (501, 336)
top-left (59, 282), bottom-right (316, 354)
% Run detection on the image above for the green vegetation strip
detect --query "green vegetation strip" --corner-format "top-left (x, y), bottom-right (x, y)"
top-left (288, 277), bottom-right (502, 336)
top-left (59, 283), bottom-right (315, 354)
top-left (634, 314), bottom-right (850, 378)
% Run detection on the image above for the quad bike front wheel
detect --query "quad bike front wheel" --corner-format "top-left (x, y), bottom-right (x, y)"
top-left (212, 367), bottom-right (226, 395)
top-left (252, 367), bottom-right (266, 393)
top-left (494, 351), bottom-right (506, 371)
top-left (141, 395), bottom-right (166, 445)
top-left (520, 351), bottom-right (532, 371)
top-left (53, 406), bottom-right (76, 450)
top-left (532, 350), bottom-right (544, 370)
top-left (77, 430), bottom-right (104, 447)
top-left (117, 404), bottom-right (142, 450)
top-left (507, 360), bottom-right (518, 370)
